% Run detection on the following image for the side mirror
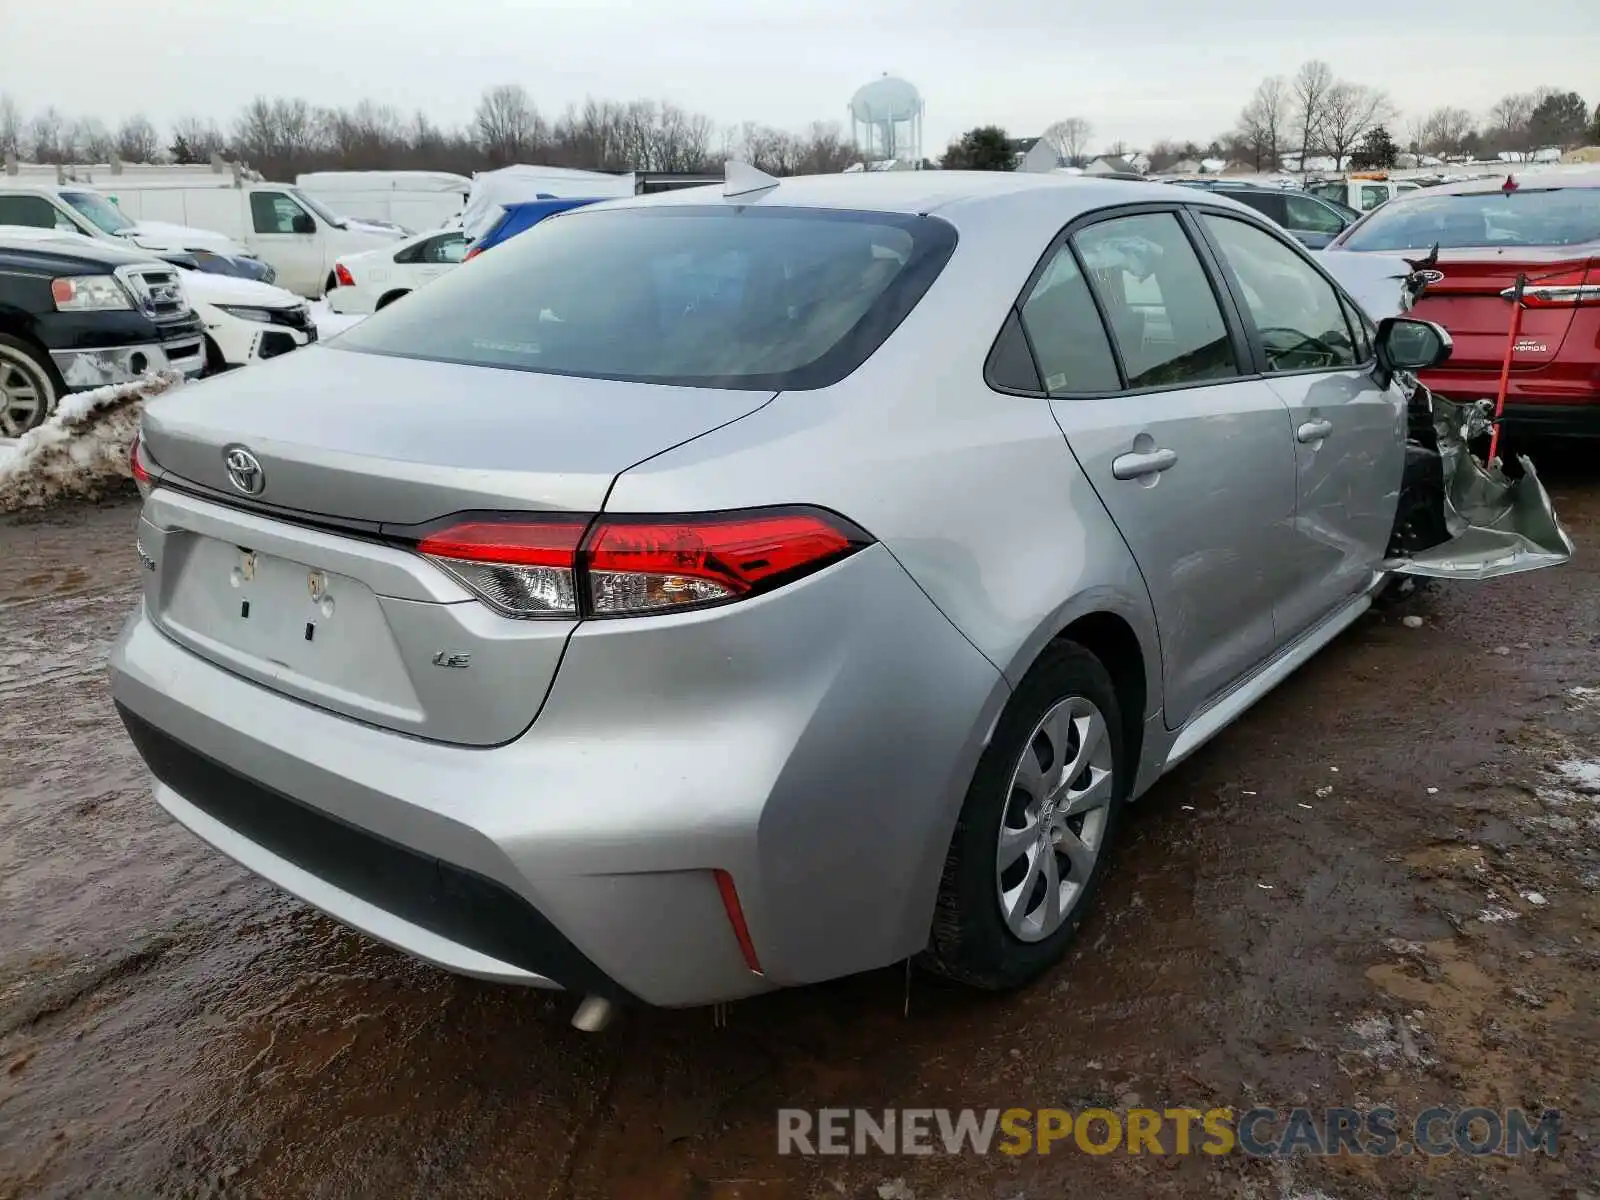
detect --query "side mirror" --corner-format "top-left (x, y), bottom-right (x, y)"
top-left (1375, 316), bottom-right (1451, 385)
top-left (291, 213), bottom-right (316, 235)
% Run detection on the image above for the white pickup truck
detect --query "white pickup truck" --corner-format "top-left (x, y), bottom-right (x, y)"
top-left (1306, 175), bottom-right (1424, 213)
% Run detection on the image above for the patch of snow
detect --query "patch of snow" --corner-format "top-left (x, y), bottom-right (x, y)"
top-left (309, 299), bottom-right (366, 339)
top-left (0, 373), bottom-right (180, 512)
top-left (1551, 759), bottom-right (1600, 795)
top-left (1521, 891), bottom-right (1548, 906)
top-left (1478, 905), bottom-right (1519, 923)
top-left (1402, 615), bottom-right (1424, 628)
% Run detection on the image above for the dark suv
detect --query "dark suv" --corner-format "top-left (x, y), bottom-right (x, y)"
top-left (1168, 181), bottom-right (1358, 248)
top-left (0, 234), bottom-right (205, 435)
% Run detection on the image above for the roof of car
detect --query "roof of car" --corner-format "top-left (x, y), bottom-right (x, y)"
top-left (1410, 168), bottom-right (1600, 197)
top-left (604, 170), bottom-right (1196, 218)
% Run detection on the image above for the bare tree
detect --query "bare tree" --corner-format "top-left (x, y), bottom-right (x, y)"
top-left (1488, 92), bottom-right (1536, 158)
top-left (474, 84), bottom-right (544, 166)
top-left (169, 116), bottom-right (227, 163)
top-left (1290, 59), bottom-right (1335, 168)
top-left (1320, 83), bottom-right (1394, 170)
top-left (0, 95), bottom-right (21, 158)
top-left (115, 114), bottom-right (160, 162)
top-left (1041, 117), bottom-right (1093, 167)
top-left (1103, 139), bottom-right (1130, 160)
top-left (1237, 76), bottom-right (1288, 170)
top-left (27, 107), bottom-right (68, 162)
top-left (1417, 105), bottom-right (1476, 157)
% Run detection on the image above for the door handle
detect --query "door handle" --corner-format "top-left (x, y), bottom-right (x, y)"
top-left (1111, 448), bottom-right (1178, 480)
top-left (1297, 418), bottom-right (1334, 443)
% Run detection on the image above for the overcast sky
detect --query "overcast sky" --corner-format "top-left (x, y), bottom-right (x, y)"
top-left (7, 0), bottom-right (1597, 153)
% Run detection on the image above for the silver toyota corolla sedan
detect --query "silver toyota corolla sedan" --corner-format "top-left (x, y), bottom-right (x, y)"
top-left (110, 170), bottom-right (1570, 1025)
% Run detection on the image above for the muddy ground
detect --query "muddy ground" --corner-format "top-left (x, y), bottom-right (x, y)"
top-left (2, 464), bottom-right (1598, 1200)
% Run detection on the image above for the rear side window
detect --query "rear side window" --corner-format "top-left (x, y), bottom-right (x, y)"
top-left (337, 206), bottom-right (958, 390)
top-left (1341, 187), bottom-right (1600, 251)
top-left (1017, 245), bottom-right (1119, 393)
top-left (1230, 191), bottom-right (1287, 226)
top-left (0, 194), bottom-right (67, 229)
top-left (1074, 212), bottom-right (1238, 389)
top-left (1202, 214), bottom-right (1358, 372)
top-left (1284, 194), bottom-right (1346, 235)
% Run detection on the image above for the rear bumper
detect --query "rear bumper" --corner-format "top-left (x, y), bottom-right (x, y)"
top-left (108, 545), bottom-right (1006, 1006)
top-left (325, 287), bottom-right (375, 315)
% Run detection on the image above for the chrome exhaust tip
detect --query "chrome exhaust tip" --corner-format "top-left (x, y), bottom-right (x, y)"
top-left (570, 995), bottom-right (616, 1033)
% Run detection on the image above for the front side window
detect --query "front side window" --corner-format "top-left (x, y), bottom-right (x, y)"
top-left (251, 191), bottom-right (312, 235)
top-left (1073, 212), bottom-right (1237, 390)
top-left (60, 191), bottom-right (135, 234)
top-left (1017, 244), bottom-right (1120, 393)
top-left (1359, 185), bottom-right (1390, 211)
top-left (336, 206), bottom-right (957, 390)
top-left (0, 194), bottom-right (72, 230)
top-left (1284, 194), bottom-right (1347, 235)
top-left (1202, 214), bottom-right (1359, 372)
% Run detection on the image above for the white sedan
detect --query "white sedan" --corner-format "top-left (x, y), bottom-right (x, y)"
top-left (326, 227), bottom-right (469, 315)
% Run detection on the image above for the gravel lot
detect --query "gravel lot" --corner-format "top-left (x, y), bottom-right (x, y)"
top-left (2, 461), bottom-right (1597, 1200)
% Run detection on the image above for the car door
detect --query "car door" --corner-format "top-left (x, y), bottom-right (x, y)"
top-left (1196, 211), bottom-right (1405, 642)
top-left (1281, 194), bottom-right (1349, 249)
top-left (244, 190), bottom-right (323, 296)
top-left (1025, 207), bottom-right (1301, 728)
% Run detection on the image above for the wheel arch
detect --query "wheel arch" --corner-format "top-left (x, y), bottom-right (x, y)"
top-left (376, 289), bottom-right (410, 310)
top-left (997, 592), bottom-right (1164, 798)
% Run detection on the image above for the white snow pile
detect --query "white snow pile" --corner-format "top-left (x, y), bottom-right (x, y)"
top-left (0, 372), bottom-right (180, 513)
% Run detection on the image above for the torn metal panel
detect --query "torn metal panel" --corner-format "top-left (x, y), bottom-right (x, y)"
top-left (1385, 394), bottom-right (1574, 580)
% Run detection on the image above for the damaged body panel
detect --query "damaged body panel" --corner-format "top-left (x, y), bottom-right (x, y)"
top-left (1317, 249), bottom-right (1574, 583)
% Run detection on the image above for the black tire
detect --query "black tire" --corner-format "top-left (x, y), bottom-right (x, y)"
top-left (0, 332), bottom-right (62, 437)
top-left (375, 290), bottom-right (409, 311)
top-left (922, 640), bottom-right (1127, 990)
top-left (324, 273), bottom-right (339, 297)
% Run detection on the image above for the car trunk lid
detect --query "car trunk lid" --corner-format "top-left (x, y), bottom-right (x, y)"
top-left (1409, 247), bottom-right (1596, 373)
top-left (136, 346), bottom-right (776, 744)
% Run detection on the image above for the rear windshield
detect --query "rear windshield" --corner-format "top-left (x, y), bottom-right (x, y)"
top-left (1341, 187), bottom-right (1600, 251)
top-left (335, 205), bottom-right (957, 390)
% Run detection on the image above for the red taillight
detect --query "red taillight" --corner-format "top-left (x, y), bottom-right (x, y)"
top-left (463, 245), bottom-right (482, 261)
top-left (1504, 266), bottom-right (1600, 308)
top-left (713, 869), bottom-right (763, 975)
top-left (334, 262), bottom-right (355, 288)
top-left (410, 508), bottom-right (869, 620)
top-left (130, 432), bottom-right (152, 497)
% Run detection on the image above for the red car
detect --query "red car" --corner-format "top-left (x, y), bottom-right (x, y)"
top-left (1330, 170), bottom-right (1600, 438)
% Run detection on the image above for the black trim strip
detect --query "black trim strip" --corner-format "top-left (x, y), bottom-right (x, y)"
top-left (116, 704), bottom-right (635, 1002)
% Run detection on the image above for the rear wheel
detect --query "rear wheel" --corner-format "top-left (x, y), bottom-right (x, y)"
top-left (0, 334), bottom-right (60, 437)
top-left (923, 641), bottom-right (1126, 990)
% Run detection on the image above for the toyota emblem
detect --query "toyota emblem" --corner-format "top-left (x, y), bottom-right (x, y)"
top-left (223, 445), bottom-right (265, 495)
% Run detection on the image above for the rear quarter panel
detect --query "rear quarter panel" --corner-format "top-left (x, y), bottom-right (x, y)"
top-left (602, 188), bottom-right (1164, 717)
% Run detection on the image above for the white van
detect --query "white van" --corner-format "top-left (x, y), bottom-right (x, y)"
top-left (0, 182), bottom-right (249, 259)
top-left (104, 178), bottom-right (405, 297)
top-left (295, 171), bottom-right (472, 232)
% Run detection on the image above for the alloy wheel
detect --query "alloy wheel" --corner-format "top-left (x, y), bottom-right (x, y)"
top-left (0, 351), bottom-right (48, 438)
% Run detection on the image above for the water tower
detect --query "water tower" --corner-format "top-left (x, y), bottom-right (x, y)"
top-left (849, 75), bottom-right (923, 166)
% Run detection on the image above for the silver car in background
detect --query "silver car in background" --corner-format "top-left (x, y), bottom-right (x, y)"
top-left (111, 171), bottom-right (1567, 1024)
